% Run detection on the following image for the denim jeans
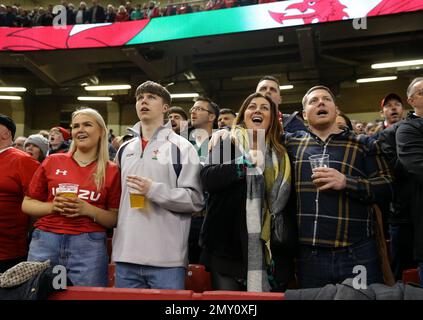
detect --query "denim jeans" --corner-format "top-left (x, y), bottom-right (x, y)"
top-left (298, 238), bottom-right (383, 289)
top-left (115, 262), bottom-right (186, 289)
top-left (27, 229), bottom-right (108, 287)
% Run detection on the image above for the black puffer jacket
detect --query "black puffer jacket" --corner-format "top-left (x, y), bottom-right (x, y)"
top-left (396, 113), bottom-right (423, 261)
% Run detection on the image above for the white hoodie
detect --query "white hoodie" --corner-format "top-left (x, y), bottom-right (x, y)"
top-left (112, 121), bottom-right (204, 267)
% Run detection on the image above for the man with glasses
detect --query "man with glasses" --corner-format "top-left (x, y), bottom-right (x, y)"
top-left (395, 77), bottom-right (423, 286)
top-left (188, 97), bottom-right (219, 264)
top-left (189, 97), bottom-right (220, 163)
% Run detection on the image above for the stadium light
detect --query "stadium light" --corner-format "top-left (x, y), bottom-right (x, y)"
top-left (84, 85), bottom-right (131, 91)
top-left (0, 95), bottom-right (22, 100)
top-left (171, 93), bottom-right (199, 99)
top-left (0, 87), bottom-right (27, 92)
top-left (371, 59), bottom-right (423, 69)
top-left (356, 76), bottom-right (397, 83)
top-left (279, 85), bottom-right (294, 90)
top-left (77, 96), bottom-right (113, 101)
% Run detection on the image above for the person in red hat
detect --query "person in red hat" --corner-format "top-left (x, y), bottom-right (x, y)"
top-left (47, 126), bottom-right (71, 155)
top-left (380, 93), bottom-right (405, 129)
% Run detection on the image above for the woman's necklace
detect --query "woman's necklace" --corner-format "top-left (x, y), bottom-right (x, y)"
top-left (73, 154), bottom-right (97, 166)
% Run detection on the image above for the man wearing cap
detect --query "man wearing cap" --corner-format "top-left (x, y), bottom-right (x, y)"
top-left (375, 92), bottom-right (413, 280)
top-left (395, 77), bottom-right (423, 285)
top-left (0, 114), bottom-right (40, 272)
top-left (47, 126), bottom-right (71, 155)
top-left (168, 106), bottom-right (189, 136)
top-left (24, 134), bottom-right (49, 163)
top-left (377, 87), bottom-right (423, 280)
top-left (380, 93), bottom-right (405, 129)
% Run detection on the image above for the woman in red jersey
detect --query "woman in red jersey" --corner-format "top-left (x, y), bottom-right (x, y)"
top-left (22, 107), bottom-right (121, 287)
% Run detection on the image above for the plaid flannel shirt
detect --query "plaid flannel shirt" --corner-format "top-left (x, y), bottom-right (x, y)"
top-left (283, 129), bottom-right (394, 248)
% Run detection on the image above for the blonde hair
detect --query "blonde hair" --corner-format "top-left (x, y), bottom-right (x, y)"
top-left (69, 107), bottom-right (109, 191)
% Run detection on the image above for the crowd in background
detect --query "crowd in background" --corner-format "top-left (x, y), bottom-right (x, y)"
top-left (0, 0), bottom-right (283, 27)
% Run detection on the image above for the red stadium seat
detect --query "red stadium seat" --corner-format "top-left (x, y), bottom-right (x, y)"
top-left (402, 269), bottom-right (420, 284)
top-left (200, 290), bottom-right (285, 300)
top-left (185, 264), bottom-right (212, 293)
top-left (107, 237), bottom-right (113, 262)
top-left (108, 263), bottom-right (115, 287)
top-left (49, 287), bottom-right (194, 300)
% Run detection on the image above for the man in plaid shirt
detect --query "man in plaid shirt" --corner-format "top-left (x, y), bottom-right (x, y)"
top-left (283, 86), bottom-right (394, 288)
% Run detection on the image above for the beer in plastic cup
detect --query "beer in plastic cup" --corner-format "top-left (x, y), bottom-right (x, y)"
top-left (129, 191), bottom-right (145, 209)
top-left (309, 154), bottom-right (330, 170)
top-left (309, 154), bottom-right (330, 188)
top-left (57, 183), bottom-right (79, 199)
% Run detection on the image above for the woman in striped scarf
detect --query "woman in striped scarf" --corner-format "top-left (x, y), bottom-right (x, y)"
top-left (200, 92), bottom-right (294, 292)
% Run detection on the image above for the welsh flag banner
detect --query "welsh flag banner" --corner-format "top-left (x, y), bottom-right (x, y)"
top-left (1, 0), bottom-right (422, 51)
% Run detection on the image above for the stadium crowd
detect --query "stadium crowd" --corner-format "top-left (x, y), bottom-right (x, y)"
top-left (0, 0), bottom-right (282, 27)
top-left (1, 76), bottom-right (422, 293)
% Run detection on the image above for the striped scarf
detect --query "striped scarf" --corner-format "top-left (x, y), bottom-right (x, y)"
top-left (232, 127), bottom-right (291, 292)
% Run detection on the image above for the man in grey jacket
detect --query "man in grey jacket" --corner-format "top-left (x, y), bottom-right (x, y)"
top-left (112, 81), bottom-right (204, 289)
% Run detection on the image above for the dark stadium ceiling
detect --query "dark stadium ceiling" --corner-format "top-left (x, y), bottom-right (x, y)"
top-left (0, 10), bottom-right (422, 110)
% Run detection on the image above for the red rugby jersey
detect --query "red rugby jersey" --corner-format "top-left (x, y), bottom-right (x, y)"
top-left (27, 153), bottom-right (121, 234)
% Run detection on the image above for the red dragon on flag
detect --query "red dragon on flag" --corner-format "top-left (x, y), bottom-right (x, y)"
top-left (269, 0), bottom-right (423, 25)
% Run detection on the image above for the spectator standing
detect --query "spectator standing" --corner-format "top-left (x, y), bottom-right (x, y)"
top-left (112, 81), bottom-right (203, 289)
top-left (396, 77), bottom-right (423, 286)
top-left (380, 93), bottom-right (405, 130)
top-left (13, 136), bottom-right (27, 151)
top-left (47, 126), bottom-right (70, 155)
top-left (256, 76), bottom-right (306, 133)
top-left (115, 5), bottom-right (129, 22)
top-left (75, 1), bottom-right (90, 24)
top-left (188, 97), bottom-right (220, 264)
top-left (130, 4), bottom-right (143, 20)
top-left (88, 0), bottom-right (106, 23)
top-left (168, 106), bottom-right (189, 135)
top-left (145, 1), bottom-right (160, 18)
top-left (218, 108), bottom-right (236, 129)
top-left (283, 86), bottom-right (394, 288)
top-left (22, 108), bottom-right (121, 287)
top-left (201, 93), bottom-right (293, 292)
top-left (0, 114), bottom-right (39, 273)
top-left (61, 0), bottom-right (76, 25)
top-left (24, 134), bottom-right (49, 163)
top-left (105, 4), bottom-right (116, 22)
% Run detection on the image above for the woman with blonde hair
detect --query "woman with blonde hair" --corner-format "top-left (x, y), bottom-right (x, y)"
top-left (22, 107), bottom-right (121, 287)
top-left (200, 92), bottom-right (294, 292)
